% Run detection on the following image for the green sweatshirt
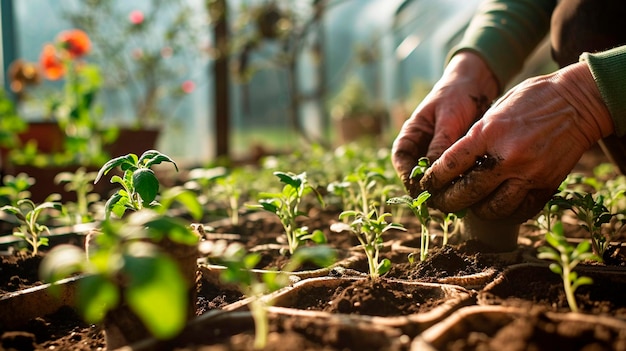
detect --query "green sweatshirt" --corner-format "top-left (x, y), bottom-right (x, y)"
top-left (449, 0), bottom-right (626, 136)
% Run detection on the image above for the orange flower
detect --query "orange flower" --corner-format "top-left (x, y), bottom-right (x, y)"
top-left (39, 44), bottom-right (64, 80)
top-left (56, 29), bottom-right (91, 59)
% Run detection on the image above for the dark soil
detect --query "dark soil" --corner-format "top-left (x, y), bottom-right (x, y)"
top-left (2, 145), bottom-right (626, 350)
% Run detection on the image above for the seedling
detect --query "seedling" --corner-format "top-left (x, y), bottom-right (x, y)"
top-left (432, 210), bottom-right (465, 246)
top-left (250, 171), bottom-right (326, 255)
top-left (0, 173), bottom-right (34, 207)
top-left (94, 150), bottom-right (178, 219)
top-left (1, 199), bottom-right (62, 255)
top-left (331, 209), bottom-right (405, 279)
top-left (40, 209), bottom-right (201, 341)
top-left (387, 192), bottom-right (431, 261)
top-left (537, 221), bottom-right (599, 312)
top-left (344, 164), bottom-right (387, 214)
top-left (55, 167), bottom-right (100, 223)
top-left (204, 242), bottom-right (335, 349)
top-left (550, 191), bottom-right (612, 261)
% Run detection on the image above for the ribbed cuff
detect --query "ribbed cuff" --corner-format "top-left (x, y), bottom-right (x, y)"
top-left (580, 46), bottom-right (626, 137)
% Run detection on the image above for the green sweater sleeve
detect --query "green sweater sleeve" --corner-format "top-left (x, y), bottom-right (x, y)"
top-left (581, 46), bottom-right (626, 137)
top-left (448, 0), bottom-right (556, 91)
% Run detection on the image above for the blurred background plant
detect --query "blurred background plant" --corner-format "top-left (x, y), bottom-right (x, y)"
top-left (61, 0), bottom-right (208, 128)
top-left (6, 28), bottom-right (112, 167)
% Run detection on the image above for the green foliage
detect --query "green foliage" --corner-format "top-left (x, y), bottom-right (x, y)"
top-left (550, 191), bottom-right (612, 260)
top-left (0, 173), bottom-right (34, 207)
top-left (331, 209), bottom-right (404, 279)
top-left (40, 210), bottom-right (200, 339)
top-left (249, 171), bottom-right (326, 255)
top-left (0, 199), bottom-right (62, 255)
top-left (0, 89), bottom-right (26, 149)
top-left (537, 221), bottom-right (599, 312)
top-left (95, 150), bottom-right (179, 219)
top-left (54, 167), bottom-right (99, 223)
top-left (387, 193), bottom-right (431, 261)
top-left (205, 241), bottom-right (335, 349)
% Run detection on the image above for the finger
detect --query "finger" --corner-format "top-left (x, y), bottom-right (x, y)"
top-left (470, 178), bottom-right (530, 220)
top-left (426, 156), bottom-right (505, 214)
top-left (426, 94), bottom-right (490, 161)
top-left (420, 130), bottom-right (492, 193)
top-left (391, 122), bottom-right (433, 197)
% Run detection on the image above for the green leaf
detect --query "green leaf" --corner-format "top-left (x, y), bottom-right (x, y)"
top-left (548, 263), bottom-right (562, 275)
top-left (125, 253), bottom-right (188, 339)
top-left (274, 171), bottom-right (302, 188)
top-left (291, 246), bottom-right (337, 268)
top-left (377, 258), bottom-right (391, 275)
top-left (309, 229), bottom-right (327, 244)
top-left (133, 168), bottom-right (159, 204)
top-left (77, 274), bottom-right (120, 324)
top-left (39, 244), bottom-right (86, 283)
top-left (95, 154), bottom-right (137, 183)
top-left (414, 191), bottom-right (431, 207)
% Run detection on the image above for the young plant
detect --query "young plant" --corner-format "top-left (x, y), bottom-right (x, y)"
top-left (204, 242), bottom-right (335, 350)
top-left (40, 209), bottom-right (201, 346)
top-left (250, 171), bottom-right (326, 255)
top-left (432, 210), bottom-right (465, 246)
top-left (550, 191), bottom-right (612, 261)
top-left (331, 209), bottom-right (405, 279)
top-left (343, 164), bottom-right (387, 214)
top-left (0, 173), bottom-right (34, 207)
top-left (55, 167), bottom-right (100, 223)
top-left (387, 192), bottom-right (431, 262)
top-left (537, 221), bottom-right (599, 312)
top-left (1, 199), bottom-right (62, 255)
top-left (94, 150), bottom-right (178, 219)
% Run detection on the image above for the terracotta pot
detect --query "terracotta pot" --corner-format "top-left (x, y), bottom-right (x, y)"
top-left (335, 113), bottom-right (385, 145)
top-left (104, 127), bottom-right (160, 158)
top-left (411, 305), bottom-right (626, 351)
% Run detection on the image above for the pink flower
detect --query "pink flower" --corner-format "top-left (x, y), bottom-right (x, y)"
top-left (181, 80), bottom-right (195, 94)
top-left (129, 10), bottom-right (144, 25)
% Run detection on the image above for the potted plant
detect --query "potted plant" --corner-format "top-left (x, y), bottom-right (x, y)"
top-left (329, 76), bottom-right (388, 144)
top-left (61, 0), bottom-right (207, 156)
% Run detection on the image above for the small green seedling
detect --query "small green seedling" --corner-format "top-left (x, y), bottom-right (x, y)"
top-left (250, 171), bottom-right (326, 255)
top-left (205, 242), bottom-right (335, 349)
top-left (40, 209), bottom-right (200, 340)
top-left (331, 209), bottom-right (405, 279)
top-left (344, 164), bottom-right (387, 214)
top-left (550, 191), bottom-right (612, 261)
top-left (537, 221), bottom-right (599, 312)
top-left (1, 199), bottom-right (62, 255)
top-left (55, 167), bottom-right (100, 223)
top-left (94, 150), bottom-right (178, 219)
top-left (388, 192), bottom-right (431, 261)
top-left (0, 173), bottom-right (34, 207)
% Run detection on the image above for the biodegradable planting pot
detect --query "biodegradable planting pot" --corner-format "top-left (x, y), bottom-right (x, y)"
top-left (478, 262), bottom-right (626, 317)
top-left (122, 307), bottom-right (409, 351)
top-left (262, 276), bottom-right (474, 338)
top-left (411, 305), bottom-right (626, 351)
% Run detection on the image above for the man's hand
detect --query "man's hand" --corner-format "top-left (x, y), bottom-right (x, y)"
top-left (421, 61), bottom-right (615, 222)
top-left (391, 52), bottom-right (499, 197)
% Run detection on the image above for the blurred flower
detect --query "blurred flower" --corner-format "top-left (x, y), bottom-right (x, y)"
top-left (160, 46), bottom-right (173, 59)
top-left (8, 59), bottom-right (41, 93)
top-left (129, 10), bottom-right (145, 25)
top-left (56, 29), bottom-right (91, 59)
top-left (181, 80), bottom-right (195, 94)
top-left (39, 44), bottom-right (65, 80)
